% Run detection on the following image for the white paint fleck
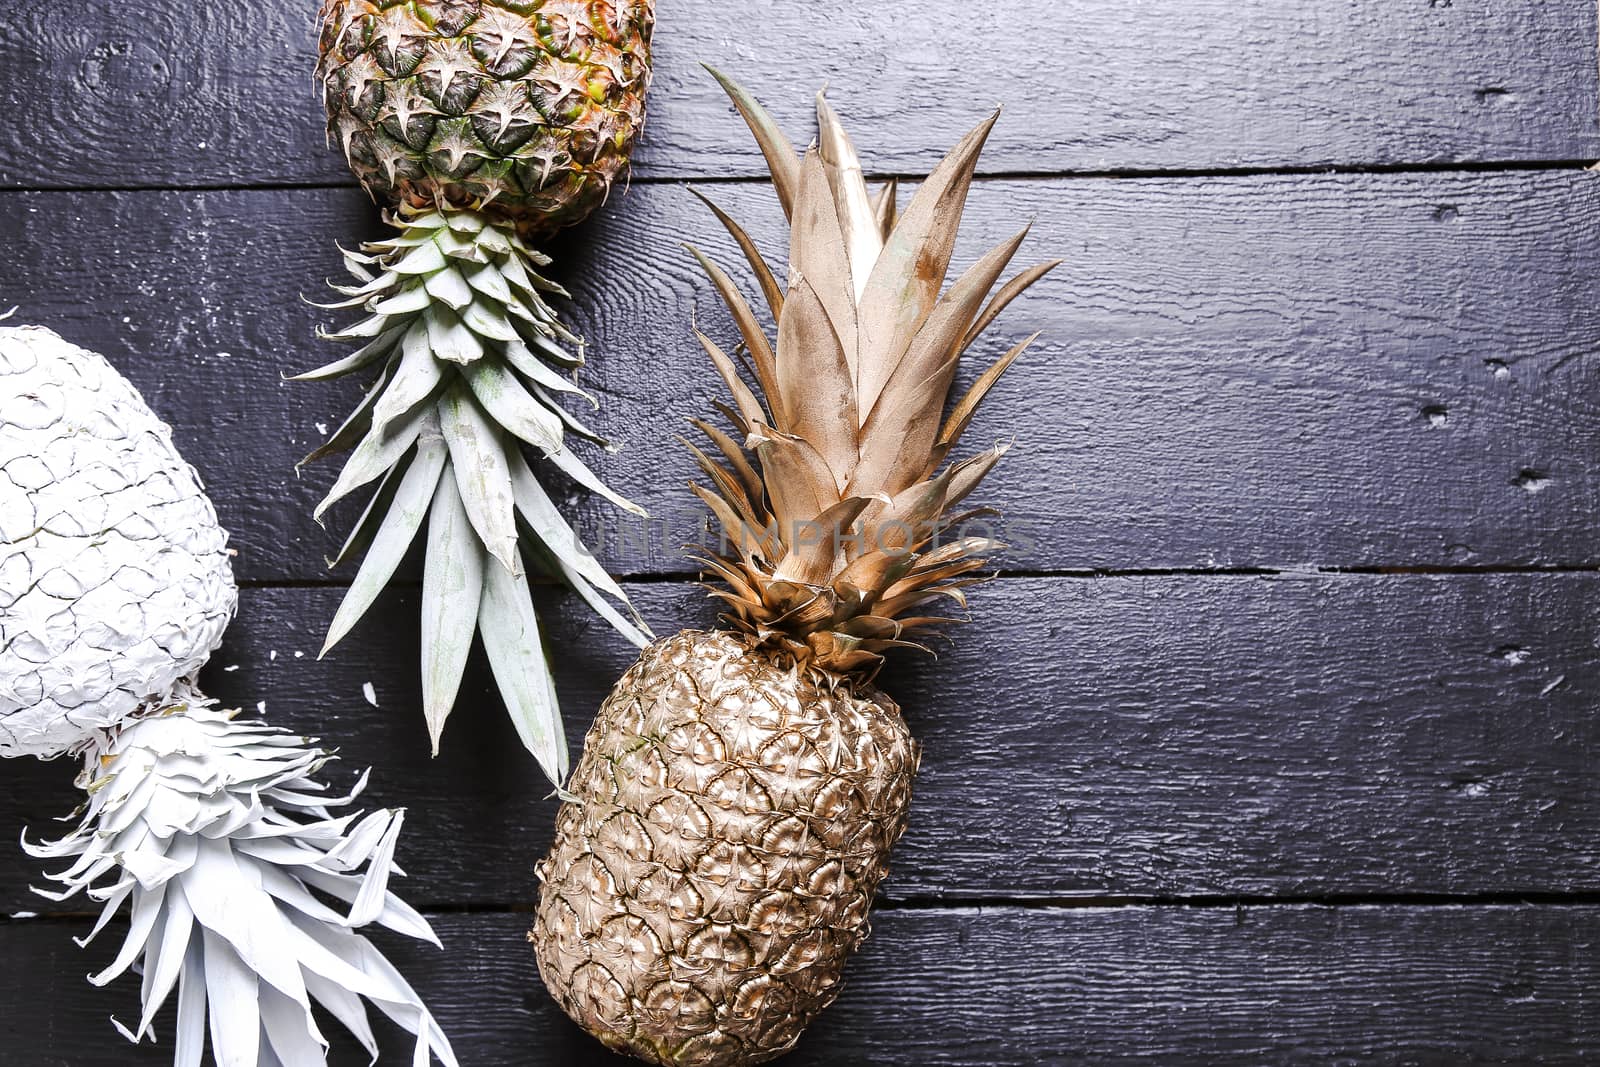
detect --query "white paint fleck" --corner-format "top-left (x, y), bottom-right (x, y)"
top-left (11, 911), bottom-right (37, 919)
top-left (315, 422), bottom-right (329, 436)
top-left (223, 664), bottom-right (239, 672)
top-left (269, 650), bottom-right (278, 661)
top-left (362, 682), bottom-right (378, 707)
top-left (256, 701), bottom-right (267, 714)
top-left (294, 651), bottom-right (304, 659)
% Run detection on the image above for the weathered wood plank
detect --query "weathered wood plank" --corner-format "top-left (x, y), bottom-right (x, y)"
top-left (1, 171), bottom-right (1596, 579)
top-left (2, 574), bottom-right (1594, 915)
top-left (2, 904), bottom-right (1596, 1064)
top-left (0, 0), bottom-right (1595, 191)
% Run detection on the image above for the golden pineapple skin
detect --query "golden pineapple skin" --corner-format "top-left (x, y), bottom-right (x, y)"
top-left (533, 630), bottom-right (920, 1066)
top-left (318, 0), bottom-right (653, 235)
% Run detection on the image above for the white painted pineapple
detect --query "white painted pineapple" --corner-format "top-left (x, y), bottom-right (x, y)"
top-left (0, 324), bottom-right (455, 1066)
top-left (0, 325), bottom-right (233, 756)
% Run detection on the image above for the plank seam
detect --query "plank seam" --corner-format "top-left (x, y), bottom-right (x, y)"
top-left (2, 157), bottom-right (1597, 198)
top-left (234, 563), bottom-right (1600, 591)
top-left (9, 890), bottom-right (1600, 925)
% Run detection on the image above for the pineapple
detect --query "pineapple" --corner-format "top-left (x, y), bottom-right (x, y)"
top-left (530, 72), bottom-right (1057, 1065)
top-left (305, 0), bottom-right (656, 782)
top-left (0, 325), bottom-right (234, 757)
top-left (0, 325), bottom-right (454, 1066)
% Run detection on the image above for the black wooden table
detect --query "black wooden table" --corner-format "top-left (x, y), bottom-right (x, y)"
top-left (3, 2), bottom-right (1599, 1063)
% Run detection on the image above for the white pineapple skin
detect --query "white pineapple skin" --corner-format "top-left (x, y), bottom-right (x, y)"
top-left (0, 326), bottom-right (236, 758)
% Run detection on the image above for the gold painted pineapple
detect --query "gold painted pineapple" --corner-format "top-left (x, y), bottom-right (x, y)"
top-left (302, 0), bottom-right (655, 782)
top-left (530, 71), bottom-right (1057, 1065)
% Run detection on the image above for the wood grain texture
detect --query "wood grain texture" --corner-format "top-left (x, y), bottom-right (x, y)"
top-left (0, 0), bottom-right (1596, 191)
top-left (2, 170), bottom-right (1597, 580)
top-left (2, 904), bottom-right (1597, 1065)
top-left (2, 574), bottom-right (1594, 915)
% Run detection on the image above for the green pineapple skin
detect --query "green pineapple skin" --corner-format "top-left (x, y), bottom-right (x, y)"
top-left (318, 0), bottom-right (654, 237)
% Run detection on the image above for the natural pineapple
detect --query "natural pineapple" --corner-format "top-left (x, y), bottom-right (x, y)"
top-left (530, 72), bottom-right (1056, 1065)
top-left (304, 0), bottom-right (655, 782)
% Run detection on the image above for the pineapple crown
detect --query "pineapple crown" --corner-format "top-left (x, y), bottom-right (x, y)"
top-left (25, 689), bottom-right (456, 1066)
top-left (686, 69), bottom-right (1058, 675)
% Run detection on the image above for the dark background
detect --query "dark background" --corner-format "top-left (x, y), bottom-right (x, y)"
top-left (3, 1), bottom-right (1600, 1063)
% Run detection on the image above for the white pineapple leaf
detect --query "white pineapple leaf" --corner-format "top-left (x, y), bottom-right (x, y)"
top-left (438, 383), bottom-right (520, 572)
top-left (542, 440), bottom-right (647, 518)
top-left (201, 927), bottom-right (262, 1067)
top-left (316, 312), bottom-right (395, 343)
top-left (302, 971), bottom-right (378, 1060)
top-left (260, 985), bottom-right (330, 1067)
top-left (462, 357), bottom-right (565, 454)
top-left (138, 886), bottom-right (193, 1037)
top-left (390, 239), bottom-right (448, 276)
top-left (423, 265), bottom-right (474, 310)
top-left (507, 448), bottom-right (632, 602)
top-left (370, 320), bottom-right (445, 435)
top-left (422, 467), bottom-right (486, 754)
top-left (462, 259), bottom-right (514, 304)
top-left (530, 381), bottom-right (611, 449)
top-left (369, 283), bottom-right (432, 317)
top-left (460, 298), bottom-right (522, 343)
top-left (289, 323), bottom-right (406, 382)
top-left (27, 697), bottom-right (456, 1065)
top-left (425, 305), bottom-right (485, 364)
top-left (300, 353), bottom-right (396, 467)
top-left (322, 422), bottom-right (448, 654)
top-left (174, 941), bottom-right (207, 1067)
top-left (327, 453), bottom-right (406, 570)
top-left (314, 401), bottom-right (429, 521)
top-left (399, 210), bottom-right (447, 231)
top-left (478, 549), bottom-right (567, 781)
top-left (475, 225), bottom-right (513, 256)
top-left (501, 338), bottom-right (597, 405)
top-left (433, 225), bottom-right (488, 264)
top-left (527, 538), bottom-right (651, 649)
top-left (89, 878), bottom-right (167, 986)
top-left (522, 325), bottom-right (582, 366)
